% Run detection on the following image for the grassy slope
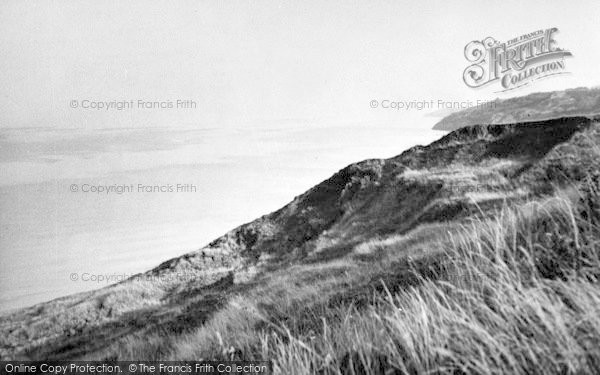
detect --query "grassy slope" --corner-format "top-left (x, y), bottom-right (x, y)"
top-left (262, 189), bottom-right (600, 374)
top-left (2, 116), bottom-right (600, 374)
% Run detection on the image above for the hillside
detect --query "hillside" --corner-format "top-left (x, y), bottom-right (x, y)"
top-left (2, 114), bottom-right (600, 373)
top-left (433, 87), bottom-right (600, 131)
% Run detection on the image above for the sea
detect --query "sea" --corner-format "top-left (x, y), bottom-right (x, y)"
top-left (0, 121), bottom-right (442, 311)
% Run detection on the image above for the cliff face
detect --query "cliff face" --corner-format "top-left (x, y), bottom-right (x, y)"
top-left (433, 87), bottom-right (600, 131)
top-left (2, 115), bottom-right (600, 360)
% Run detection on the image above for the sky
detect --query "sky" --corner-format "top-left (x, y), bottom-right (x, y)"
top-left (1, 0), bottom-right (599, 130)
top-left (1, 0), bottom-right (600, 311)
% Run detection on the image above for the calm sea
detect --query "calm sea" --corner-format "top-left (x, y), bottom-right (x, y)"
top-left (0, 123), bottom-right (442, 311)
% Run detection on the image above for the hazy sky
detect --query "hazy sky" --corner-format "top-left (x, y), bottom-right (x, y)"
top-left (1, 0), bottom-right (600, 311)
top-left (1, 0), bottom-right (599, 129)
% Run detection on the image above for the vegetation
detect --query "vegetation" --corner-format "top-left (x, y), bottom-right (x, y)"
top-left (2, 114), bottom-right (600, 374)
top-left (260, 186), bottom-right (600, 374)
top-left (110, 177), bottom-right (593, 374)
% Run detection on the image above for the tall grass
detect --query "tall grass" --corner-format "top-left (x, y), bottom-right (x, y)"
top-left (110, 176), bottom-right (600, 374)
top-left (261, 182), bottom-right (600, 374)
